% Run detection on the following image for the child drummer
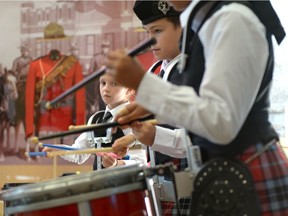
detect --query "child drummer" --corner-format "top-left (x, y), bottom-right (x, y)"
top-left (43, 72), bottom-right (147, 170)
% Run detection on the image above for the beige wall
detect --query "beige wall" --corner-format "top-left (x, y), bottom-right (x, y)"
top-left (0, 163), bottom-right (92, 216)
top-left (0, 164), bottom-right (92, 189)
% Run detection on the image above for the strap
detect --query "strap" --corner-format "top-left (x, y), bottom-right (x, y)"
top-left (179, 1), bottom-right (218, 73)
top-left (249, 1), bottom-right (286, 44)
top-left (148, 60), bottom-right (163, 74)
top-left (86, 111), bottom-right (104, 147)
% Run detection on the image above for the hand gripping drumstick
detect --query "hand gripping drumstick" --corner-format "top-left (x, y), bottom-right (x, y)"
top-left (29, 116), bottom-right (158, 144)
top-left (45, 37), bottom-right (157, 110)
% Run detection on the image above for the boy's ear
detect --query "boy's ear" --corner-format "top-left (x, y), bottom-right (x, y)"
top-left (126, 89), bottom-right (135, 101)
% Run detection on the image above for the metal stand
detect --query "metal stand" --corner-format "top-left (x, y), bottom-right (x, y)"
top-left (86, 123), bottom-right (113, 170)
top-left (93, 135), bottom-right (112, 170)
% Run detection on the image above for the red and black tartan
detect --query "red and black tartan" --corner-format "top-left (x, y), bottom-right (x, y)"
top-left (160, 141), bottom-right (288, 215)
top-left (236, 141), bottom-right (288, 216)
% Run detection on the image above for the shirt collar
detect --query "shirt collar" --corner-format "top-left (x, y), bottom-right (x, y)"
top-left (105, 102), bottom-right (129, 120)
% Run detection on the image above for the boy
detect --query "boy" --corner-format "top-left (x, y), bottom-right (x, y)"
top-left (43, 72), bottom-right (147, 169)
top-left (115, 1), bottom-right (190, 215)
top-left (106, 0), bottom-right (288, 215)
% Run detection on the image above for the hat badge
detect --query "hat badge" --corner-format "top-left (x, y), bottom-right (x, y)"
top-left (158, 1), bottom-right (170, 15)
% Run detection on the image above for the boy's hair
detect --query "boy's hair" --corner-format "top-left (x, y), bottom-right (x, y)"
top-left (166, 16), bottom-right (181, 28)
top-left (133, 0), bottom-right (180, 25)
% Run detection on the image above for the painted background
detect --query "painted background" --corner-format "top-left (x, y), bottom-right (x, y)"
top-left (0, 0), bottom-right (156, 189)
top-left (0, 0), bottom-right (287, 206)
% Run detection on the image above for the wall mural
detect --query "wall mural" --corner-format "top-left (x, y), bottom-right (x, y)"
top-left (0, 0), bottom-right (154, 166)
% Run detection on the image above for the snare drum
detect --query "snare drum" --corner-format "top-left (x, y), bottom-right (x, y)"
top-left (1, 164), bottom-right (152, 216)
top-left (1, 183), bottom-right (32, 216)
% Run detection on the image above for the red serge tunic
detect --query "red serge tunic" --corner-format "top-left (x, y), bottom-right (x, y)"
top-left (25, 54), bottom-right (86, 138)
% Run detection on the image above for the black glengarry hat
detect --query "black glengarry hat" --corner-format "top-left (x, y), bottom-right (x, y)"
top-left (133, 0), bottom-right (180, 25)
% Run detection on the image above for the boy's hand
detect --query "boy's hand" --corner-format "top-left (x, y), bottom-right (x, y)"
top-left (102, 153), bottom-right (118, 168)
top-left (131, 121), bottom-right (155, 146)
top-left (104, 49), bottom-right (145, 90)
top-left (116, 102), bottom-right (151, 127)
top-left (112, 134), bottom-right (134, 158)
top-left (42, 144), bottom-right (63, 153)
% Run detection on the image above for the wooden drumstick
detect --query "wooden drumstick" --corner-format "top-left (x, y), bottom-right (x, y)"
top-left (69, 119), bottom-right (159, 130)
top-left (144, 119), bottom-right (158, 125)
top-left (53, 147), bottom-right (114, 157)
top-left (25, 147), bottom-right (113, 158)
top-left (53, 156), bottom-right (57, 178)
top-left (26, 145), bottom-right (141, 158)
top-left (69, 124), bottom-right (98, 130)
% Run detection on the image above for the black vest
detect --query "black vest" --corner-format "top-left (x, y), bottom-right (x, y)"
top-left (150, 61), bottom-right (188, 171)
top-left (181, 1), bottom-right (283, 161)
top-left (90, 111), bottom-right (124, 170)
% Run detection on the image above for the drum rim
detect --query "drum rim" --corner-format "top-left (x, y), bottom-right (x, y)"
top-left (6, 182), bottom-right (145, 214)
top-left (6, 182), bottom-right (146, 214)
top-left (1, 164), bottom-right (146, 201)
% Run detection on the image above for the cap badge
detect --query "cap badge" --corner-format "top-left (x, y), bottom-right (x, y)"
top-left (158, 1), bottom-right (170, 15)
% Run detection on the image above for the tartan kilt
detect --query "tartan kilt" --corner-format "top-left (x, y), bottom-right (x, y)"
top-left (161, 198), bottom-right (191, 216)
top-left (236, 141), bottom-right (288, 216)
top-left (160, 141), bottom-right (288, 216)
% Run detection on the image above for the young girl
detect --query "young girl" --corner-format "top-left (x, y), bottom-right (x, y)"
top-left (42, 72), bottom-right (147, 169)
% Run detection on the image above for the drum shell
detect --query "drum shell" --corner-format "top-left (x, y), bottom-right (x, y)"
top-left (1, 164), bottom-right (150, 216)
top-left (1, 183), bottom-right (32, 216)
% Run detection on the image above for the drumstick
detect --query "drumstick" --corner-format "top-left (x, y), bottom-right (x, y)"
top-left (39, 143), bottom-right (80, 150)
top-left (69, 119), bottom-right (158, 130)
top-left (39, 143), bottom-right (127, 159)
top-left (45, 37), bottom-right (156, 109)
top-left (53, 156), bottom-right (57, 178)
top-left (29, 116), bottom-right (156, 144)
top-left (26, 145), bottom-right (141, 158)
top-left (25, 147), bottom-right (113, 158)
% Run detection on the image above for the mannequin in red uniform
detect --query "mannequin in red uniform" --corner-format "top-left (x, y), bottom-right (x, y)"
top-left (25, 50), bottom-right (85, 138)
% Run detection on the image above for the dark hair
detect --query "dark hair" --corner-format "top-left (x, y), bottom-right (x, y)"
top-left (166, 16), bottom-right (181, 28)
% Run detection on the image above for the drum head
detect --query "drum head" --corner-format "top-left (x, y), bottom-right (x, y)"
top-left (191, 158), bottom-right (260, 216)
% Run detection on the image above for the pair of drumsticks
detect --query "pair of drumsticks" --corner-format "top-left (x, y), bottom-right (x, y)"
top-left (26, 117), bottom-right (158, 158)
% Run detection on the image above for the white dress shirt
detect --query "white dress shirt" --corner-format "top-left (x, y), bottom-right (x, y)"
top-left (60, 102), bottom-right (147, 166)
top-left (149, 55), bottom-right (189, 158)
top-left (136, 1), bottom-right (269, 157)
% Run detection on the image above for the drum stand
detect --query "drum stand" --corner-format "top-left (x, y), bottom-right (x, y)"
top-left (95, 135), bottom-right (112, 170)
top-left (87, 126), bottom-right (113, 170)
top-left (144, 163), bottom-right (176, 216)
top-left (148, 129), bottom-right (202, 215)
